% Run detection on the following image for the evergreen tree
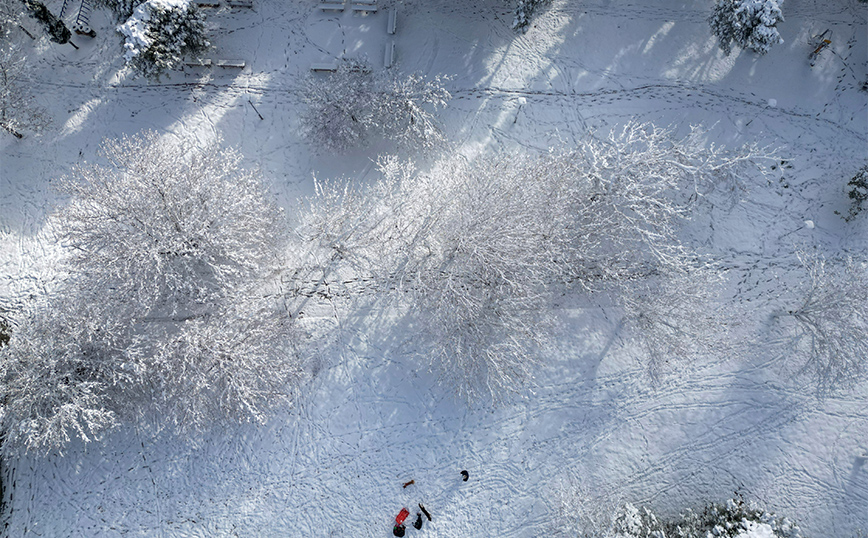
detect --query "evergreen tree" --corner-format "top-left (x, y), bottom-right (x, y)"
top-left (118, 0), bottom-right (209, 79)
top-left (709, 0), bottom-right (784, 55)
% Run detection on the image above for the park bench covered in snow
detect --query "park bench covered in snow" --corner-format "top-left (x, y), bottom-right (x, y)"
top-left (215, 59), bottom-right (246, 68)
top-left (351, 2), bottom-right (377, 13)
top-left (319, 2), bottom-right (345, 11)
top-left (384, 40), bottom-right (394, 68)
top-left (185, 58), bottom-right (212, 67)
top-left (387, 7), bottom-right (397, 34)
top-left (310, 62), bottom-right (338, 72)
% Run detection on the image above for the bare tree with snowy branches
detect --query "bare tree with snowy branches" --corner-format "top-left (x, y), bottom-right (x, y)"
top-left (0, 131), bottom-right (302, 453)
top-left (301, 59), bottom-right (450, 152)
top-left (0, 0), bottom-right (26, 39)
top-left (0, 45), bottom-right (49, 138)
top-left (301, 123), bottom-right (774, 402)
top-left (770, 252), bottom-right (868, 395)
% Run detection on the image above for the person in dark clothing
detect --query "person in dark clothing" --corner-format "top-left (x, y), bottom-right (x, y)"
top-left (393, 524), bottom-right (405, 537)
top-left (460, 470), bottom-right (469, 482)
top-left (413, 512), bottom-right (423, 530)
top-left (418, 503), bottom-right (432, 521)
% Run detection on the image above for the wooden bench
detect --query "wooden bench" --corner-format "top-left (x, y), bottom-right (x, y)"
top-left (351, 2), bottom-right (377, 12)
top-left (387, 7), bottom-right (397, 34)
top-left (196, 1), bottom-right (220, 7)
top-left (384, 41), bottom-right (394, 68)
top-left (319, 2), bottom-right (345, 11)
top-left (310, 62), bottom-right (338, 72)
top-left (215, 59), bottom-right (246, 68)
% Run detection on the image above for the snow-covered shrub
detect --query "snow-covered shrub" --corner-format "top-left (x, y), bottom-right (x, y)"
top-left (513, 0), bottom-right (550, 32)
top-left (709, 0), bottom-right (784, 56)
top-left (118, 0), bottom-right (208, 79)
top-left (301, 58), bottom-right (450, 151)
top-left (0, 45), bottom-right (49, 138)
top-left (550, 489), bottom-right (803, 538)
top-left (771, 251), bottom-right (868, 395)
top-left (0, 131), bottom-right (301, 453)
top-left (301, 123), bottom-right (773, 402)
top-left (669, 497), bottom-right (803, 538)
top-left (843, 164), bottom-right (868, 221)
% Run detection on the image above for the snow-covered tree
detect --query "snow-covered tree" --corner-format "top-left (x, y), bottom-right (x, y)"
top-left (0, 297), bottom-right (123, 454)
top-left (301, 123), bottom-right (773, 402)
top-left (118, 0), bottom-right (209, 79)
top-left (770, 252), bottom-right (868, 395)
top-left (0, 131), bottom-right (302, 453)
top-left (843, 164), bottom-right (868, 221)
top-left (709, 0), bottom-right (785, 56)
top-left (96, 0), bottom-right (148, 19)
top-left (0, 0), bottom-right (26, 39)
top-left (21, 0), bottom-right (70, 43)
top-left (550, 483), bottom-right (803, 538)
top-left (619, 266), bottom-right (739, 379)
top-left (301, 59), bottom-right (450, 152)
top-left (513, 0), bottom-right (550, 32)
top-left (0, 45), bottom-right (49, 138)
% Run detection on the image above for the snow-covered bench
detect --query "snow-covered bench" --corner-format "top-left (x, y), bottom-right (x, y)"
top-left (186, 58), bottom-right (212, 67)
top-left (351, 2), bottom-right (377, 13)
top-left (215, 59), bottom-right (246, 68)
top-left (196, 1), bottom-right (220, 7)
top-left (310, 62), bottom-right (338, 72)
top-left (384, 41), bottom-right (394, 68)
top-left (319, 2), bottom-right (345, 11)
top-left (228, 0), bottom-right (253, 7)
top-left (387, 7), bottom-right (396, 34)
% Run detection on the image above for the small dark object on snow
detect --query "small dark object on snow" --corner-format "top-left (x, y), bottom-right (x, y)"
top-left (393, 524), bottom-right (406, 537)
top-left (403, 479), bottom-right (415, 488)
top-left (460, 470), bottom-right (469, 481)
top-left (414, 513), bottom-right (423, 529)
top-left (419, 503), bottom-right (432, 521)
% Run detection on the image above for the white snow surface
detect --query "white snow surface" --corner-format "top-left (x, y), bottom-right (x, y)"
top-left (1, 0), bottom-right (867, 536)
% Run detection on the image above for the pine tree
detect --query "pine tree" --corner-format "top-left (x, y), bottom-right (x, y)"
top-left (709, 0), bottom-right (784, 56)
top-left (118, 0), bottom-right (209, 79)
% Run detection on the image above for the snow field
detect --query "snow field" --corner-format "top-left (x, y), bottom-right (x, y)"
top-left (1, 0), bottom-right (866, 536)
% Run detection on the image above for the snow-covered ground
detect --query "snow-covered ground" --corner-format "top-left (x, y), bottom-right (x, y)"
top-left (1, 0), bottom-right (866, 536)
